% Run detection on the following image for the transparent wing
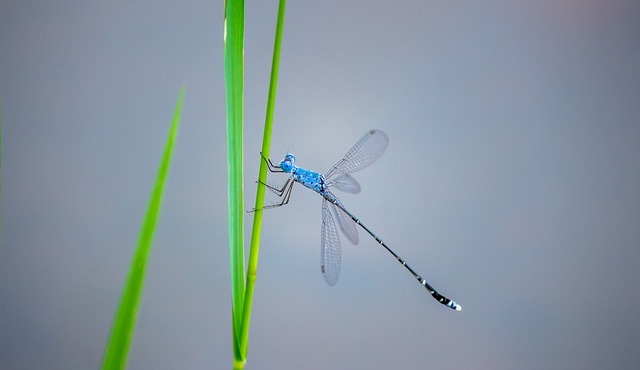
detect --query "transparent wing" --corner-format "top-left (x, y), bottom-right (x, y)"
top-left (329, 194), bottom-right (359, 245)
top-left (321, 198), bottom-right (342, 286)
top-left (325, 129), bottom-right (389, 178)
top-left (327, 173), bottom-right (361, 194)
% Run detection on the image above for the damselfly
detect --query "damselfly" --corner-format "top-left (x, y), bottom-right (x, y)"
top-left (255, 129), bottom-right (461, 311)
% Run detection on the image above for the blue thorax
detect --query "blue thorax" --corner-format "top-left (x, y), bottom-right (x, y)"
top-left (279, 153), bottom-right (327, 194)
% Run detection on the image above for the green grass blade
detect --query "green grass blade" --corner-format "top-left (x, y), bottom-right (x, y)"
top-left (240, 0), bottom-right (287, 360)
top-left (224, 0), bottom-right (246, 365)
top-left (101, 86), bottom-right (185, 370)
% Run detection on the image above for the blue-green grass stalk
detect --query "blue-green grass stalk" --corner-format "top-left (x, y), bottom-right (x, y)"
top-left (224, 0), bottom-right (246, 366)
top-left (224, 0), bottom-right (287, 368)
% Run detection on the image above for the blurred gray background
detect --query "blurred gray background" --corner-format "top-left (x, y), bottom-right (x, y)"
top-left (1, 1), bottom-right (639, 369)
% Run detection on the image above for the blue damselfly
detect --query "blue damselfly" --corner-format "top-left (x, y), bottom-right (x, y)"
top-left (255, 129), bottom-right (461, 311)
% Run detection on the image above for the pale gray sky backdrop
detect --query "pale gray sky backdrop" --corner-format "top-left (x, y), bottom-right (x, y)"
top-left (1, 1), bottom-right (639, 369)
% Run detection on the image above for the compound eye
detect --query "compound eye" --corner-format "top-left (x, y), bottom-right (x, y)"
top-left (279, 153), bottom-right (295, 172)
top-left (283, 153), bottom-right (295, 164)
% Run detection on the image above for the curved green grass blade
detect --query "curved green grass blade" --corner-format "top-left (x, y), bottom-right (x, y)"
top-left (101, 86), bottom-right (185, 370)
top-left (224, 0), bottom-right (246, 366)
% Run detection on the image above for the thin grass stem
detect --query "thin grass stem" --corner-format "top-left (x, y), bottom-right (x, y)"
top-left (239, 0), bottom-right (287, 361)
